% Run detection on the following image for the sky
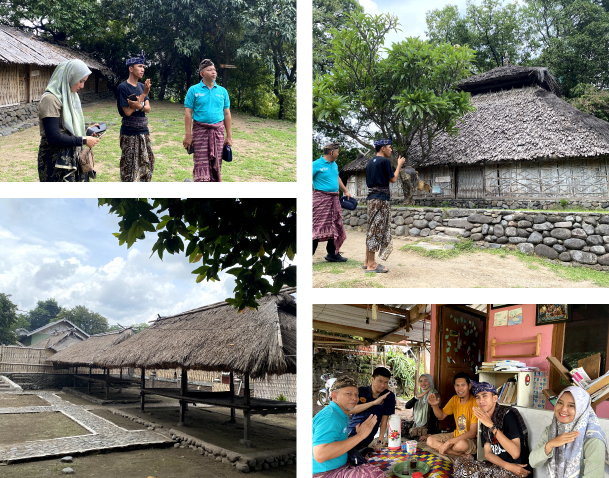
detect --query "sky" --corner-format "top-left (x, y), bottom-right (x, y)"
top-left (0, 199), bottom-right (239, 327)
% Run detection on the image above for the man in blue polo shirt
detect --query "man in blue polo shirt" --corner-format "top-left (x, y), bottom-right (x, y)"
top-left (313, 142), bottom-right (351, 263)
top-left (313, 376), bottom-right (383, 477)
top-left (183, 59), bottom-right (232, 182)
top-left (348, 367), bottom-right (396, 453)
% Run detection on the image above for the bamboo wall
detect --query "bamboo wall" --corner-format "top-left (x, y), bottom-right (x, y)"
top-left (0, 65), bottom-right (19, 107)
top-left (0, 346), bottom-right (63, 374)
top-left (414, 158), bottom-right (609, 200)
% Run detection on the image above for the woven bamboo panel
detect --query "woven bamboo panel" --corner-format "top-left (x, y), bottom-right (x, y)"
top-left (254, 374), bottom-right (296, 402)
top-left (0, 64), bottom-right (19, 106)
top-left (17, 64), bottom-right (27, 102)
top-left (0, 345), bottom-right (53, 364)
top-left (98, 76), bottom-right (108, 92)
top-left (346, 176), bottom-right (357, 197)
top-left (31, 66), bottom-right (52, 101)
top-left (415, 166), bottom-right (453, 198)
top-left (81, 74), bottom-right (95, 93)
top-left (456, 166), bottom-right (483, 198)
top-left (358, 174), bottom-right (368, 197)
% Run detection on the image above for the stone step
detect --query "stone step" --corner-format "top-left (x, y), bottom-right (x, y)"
top-left (414, 242), bottom-right (455, 251)
top-left (430, 235), bottom-right (460, 244)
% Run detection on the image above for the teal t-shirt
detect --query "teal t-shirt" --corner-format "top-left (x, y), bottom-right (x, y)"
top-left (184, 81), bottom-right (230, 124)
top-left (312, 156), bottom-right (339, 192)
top-left (313, 401), bottom-right (349, 473)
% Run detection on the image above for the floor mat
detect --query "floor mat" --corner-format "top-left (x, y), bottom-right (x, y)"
top-left (368, 449), bottom-right (454, 478)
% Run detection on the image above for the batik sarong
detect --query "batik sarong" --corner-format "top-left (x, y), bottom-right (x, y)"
top-left (454, 455), bottom-right (519, 478)
top-left (312, 190), bottom-right (347, 253)
top-left (192, 120), bottom-right (224, 182)
top-left (313, 463), bottom-right (384, 478)
top-left (119, 133), bottom-right (154, 182)
top-left (366, 198), bottom-right (393, 260)
top-left (37, 136), bottom-right (90, 182)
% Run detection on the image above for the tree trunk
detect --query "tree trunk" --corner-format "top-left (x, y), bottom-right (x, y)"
top-left (184, 56), bottom-right (192, 92)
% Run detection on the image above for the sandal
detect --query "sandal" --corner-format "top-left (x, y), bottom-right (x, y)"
top-left (364, 264), bottom-right (388, 273)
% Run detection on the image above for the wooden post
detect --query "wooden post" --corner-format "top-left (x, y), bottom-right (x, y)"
top-left (240, 373), bottom-right (252, 447)
top-left (105, 368), bottom-right (110, 400)
top-left (27, 64), bottom-right (32, 104)
top-left (140, 367), bottom-right (146, 411)
top-left (178, 368), bottom-right (187, 426)
top-left (95, 70), bottom-right (99, 94)
top-left (119, 368), bottom-right (122, 394)
top-left (414, 347), bottom-right (420, 397)
top-left (88, 366), bottom-right (92, 393)
top-left (229, 371), bottom-right (236, 422)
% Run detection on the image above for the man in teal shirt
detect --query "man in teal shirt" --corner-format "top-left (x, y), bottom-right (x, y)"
top-left (313, 142), bottom-right (351, 262)
top-left (183, 59), bottom-right (232, 182)
top-left (313, 376), bottom-right (383, 477)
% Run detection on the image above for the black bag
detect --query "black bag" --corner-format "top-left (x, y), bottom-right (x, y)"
top-left (222, 144), bottom-right (232, 162)
top-left (340, 196), bottom-right (358, 210)
top-left (347, 447), bottom-right (368, 467)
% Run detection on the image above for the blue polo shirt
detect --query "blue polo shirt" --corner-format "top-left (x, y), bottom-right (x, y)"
top-left (312, 156), bottom-right (339, 192)
top-left (348, 386), bottom-right (396, 445)
top-left (313, 401), bottom-right (349, 473)
top-left (184, 81), bottom-right (230, 124)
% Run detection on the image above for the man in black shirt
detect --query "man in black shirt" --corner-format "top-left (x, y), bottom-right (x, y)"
top-left (454, 381), bottom-right (532, 478)
top-left (117, 51), bottom-right (154, 182)
top-left (364, 138), bottom-right (405, 273)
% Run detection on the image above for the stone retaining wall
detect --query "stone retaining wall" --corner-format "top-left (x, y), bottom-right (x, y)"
top-left (413, 198), bottom-right (609, 211)
top-left (342, 206), bottom-right (609, 270)
top-left (3, 373), bottom-right (75, 390)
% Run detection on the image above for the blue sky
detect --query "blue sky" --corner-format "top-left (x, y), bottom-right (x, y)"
top-left (0, 199), bottom-right (238, 326)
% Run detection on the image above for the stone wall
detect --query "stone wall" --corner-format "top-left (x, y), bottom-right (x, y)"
top-left (414, 198), bottom-right (609, 211)
top-left (342, 206), bottom-right (609, 270)
top-left (0, 91), bottom-right (115, 137)
top-left (3, 373), bottom-right (75, 390)
top-left (312, 349), bottom-right (371, 399)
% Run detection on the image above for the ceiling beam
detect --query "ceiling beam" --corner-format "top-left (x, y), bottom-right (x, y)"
top-left (313, 332), bottom-right (364, 343)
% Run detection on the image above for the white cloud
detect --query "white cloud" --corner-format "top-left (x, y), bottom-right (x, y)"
top-left (0, 226), bottom-right (18, 240)
top-left (53, 241), bottom-right (89, 258)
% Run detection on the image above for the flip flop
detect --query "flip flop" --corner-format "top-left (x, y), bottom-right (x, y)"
top-left (364, 264), bottom-right (388, 273)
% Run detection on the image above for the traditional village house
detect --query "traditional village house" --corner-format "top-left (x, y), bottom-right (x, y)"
top-left (19, 319), bottom-right (89, 347)
top-left (341, 64), bottom-right (609, 209)
top-left (0, 25), bottom-right (114, 134)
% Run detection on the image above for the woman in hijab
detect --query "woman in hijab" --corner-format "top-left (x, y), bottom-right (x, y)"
top-left (530, 386), bottom-right (609, 478)
top-left (405, 373), bottom-right (440, 441)
top-left (38, 59), bottom-right (100, 182)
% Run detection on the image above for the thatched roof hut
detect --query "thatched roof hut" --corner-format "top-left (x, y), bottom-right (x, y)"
top-left (48, 328), bottom-right (135, 368)
top-left (341, 64), bottom-right (609, 202)
top-left (0, 25), bottom-right (113, 107)
top-left (32, 328), bottom-right (85, 352)
top-left (95, 290), bottom-right (296, 379)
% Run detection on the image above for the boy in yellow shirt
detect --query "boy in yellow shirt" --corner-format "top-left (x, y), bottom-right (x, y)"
top-left (426, 372), bottom-right (478, 456)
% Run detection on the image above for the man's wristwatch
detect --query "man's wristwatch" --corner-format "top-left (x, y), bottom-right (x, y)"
top-left (490, 425), bottom-right (497, 435)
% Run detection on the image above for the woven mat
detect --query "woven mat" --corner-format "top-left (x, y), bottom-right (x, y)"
top-left (367, 449), bottom-right (454, 478)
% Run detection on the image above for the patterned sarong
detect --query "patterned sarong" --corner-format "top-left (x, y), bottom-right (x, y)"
top-left (192, 120), bottom-right (224, 182)
top-left (366, 198), bottom-right (393, 260)
top-left (121, 115), bottom-right (149, 131)
top-left (313, 463), bottom-right (384, 478)
top-left (37, 136), bottom-right (90, 182)
top-left (119, 133), bottom-right (155, 182)
top-left (454, 455), bottom-right (519, 478)
top-left (313, 190), bottom-right (347, 253)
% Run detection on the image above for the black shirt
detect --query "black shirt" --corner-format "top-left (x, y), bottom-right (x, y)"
top-left (481, 410), bottom-right (532, 473)
top-left (366, 156), bottom-right (394, 201)
top-left (116, 80), bottom-right (149, 136)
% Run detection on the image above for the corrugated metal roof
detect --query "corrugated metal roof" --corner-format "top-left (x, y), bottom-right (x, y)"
top-left (313, 304), bottom-right (431, 344)
top-left (0, 25), bottom-right (114, 76)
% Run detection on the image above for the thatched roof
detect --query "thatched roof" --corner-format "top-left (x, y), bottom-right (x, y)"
top-left (26, 318), bottom-right (89, 340)
top-left (0, 25), bottom-right (114, 76)
top-left (47, 328), bottom-right (135, 367)
top-left (94, 290), bottom-right (297, 379)
top-left (458, 65), bottom-right (561, 97)
top-left (413, 85), bottom-right (609, 166)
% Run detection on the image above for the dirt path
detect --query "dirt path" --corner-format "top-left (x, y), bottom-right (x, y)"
top-left (313, 231), bottom-right (599, 288)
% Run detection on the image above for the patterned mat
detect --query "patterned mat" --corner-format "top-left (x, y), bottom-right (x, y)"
top-left (368, 449), bottom-right (454, 478)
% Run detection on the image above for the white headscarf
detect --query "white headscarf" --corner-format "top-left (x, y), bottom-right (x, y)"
top-left (414, 373), bottom-right (438, 427)
top-left (547, 386), bottom-right (609, 478)
top-left (41, 59), bottom-right (91, 138)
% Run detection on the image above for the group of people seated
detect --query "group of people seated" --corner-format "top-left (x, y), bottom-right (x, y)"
top-left (313, 369), bottom-right (609, 478)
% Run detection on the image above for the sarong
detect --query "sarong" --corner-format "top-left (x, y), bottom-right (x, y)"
top-left (366, 198), bottom-right (393, 260)
top-left (454, 455), bottom-right (520, 478)
top-left (37, 136), bottom-right (89, 182)
top-left (192, 120), bottom-right (224, 182)
top-left (313, 463), bottom-right (384, 478)
top-left (313, 190), bottom-right (347, 253)
top-left (119, 133), bottom-right (155, 182)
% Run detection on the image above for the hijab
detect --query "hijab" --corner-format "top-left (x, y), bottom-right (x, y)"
top-left (547, 386), bottom-right (609, 478)
top-left (414, 373), bottom-right (438, 427)
top-left (42, 59), bottom-right (91, 138)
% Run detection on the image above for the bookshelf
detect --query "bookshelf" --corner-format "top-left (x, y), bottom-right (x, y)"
top-left (477, 371), bottom-right (534, 408)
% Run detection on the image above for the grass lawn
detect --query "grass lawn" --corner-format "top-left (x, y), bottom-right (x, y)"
top-left (0, 411), bottom-right (89, 445)
top-left (0, 100), bottom-right (296, 182)
top-left (0, 393), bottom-right (50, 408)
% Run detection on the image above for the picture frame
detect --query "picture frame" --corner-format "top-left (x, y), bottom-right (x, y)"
top-left (490, 304), bottom-right (516, 310)
top-left (536, 304), bottom-right (570, 325)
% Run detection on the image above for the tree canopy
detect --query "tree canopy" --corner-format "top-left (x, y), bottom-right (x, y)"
top-left (0, 293), bottom-right (18, 345)
top-left (52, 305), bottom-right (110, 336)
top-left (26, 298), bottom-right (62, 331)
top-left (98, 199), bottom-right (296, 311)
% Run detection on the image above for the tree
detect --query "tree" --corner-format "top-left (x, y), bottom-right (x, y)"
top-left (108, 322), bottom-right (149, 333)
top-left (568, 83), bottom-right (609, 120)
top-left (0, 293), bottom-right (18, 345)
top-left (314, 13), bottom-right (476, 200)
top-left (27, 298), bottom-right (62, 331)
top-left (54, 306), bottom-right (109, 335)
top-left (98, 199), bottom-right (296, 311)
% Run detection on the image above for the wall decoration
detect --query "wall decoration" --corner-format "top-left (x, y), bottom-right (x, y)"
top-left (508, 307), bottom-right (523, 326)
top-left (536, 305), bottom-right (570, 325)
top-left (494, 310), bottom-right (508, 326)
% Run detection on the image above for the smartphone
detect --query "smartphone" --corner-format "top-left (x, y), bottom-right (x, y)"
top-left (128, 94), bottom-right (138, 101)
top-left (88, 123), bottom-right (106, 135)
top-left (188, 144), bottom-right (194, 155)
top-left (96, 131), bottom-right (107, 139)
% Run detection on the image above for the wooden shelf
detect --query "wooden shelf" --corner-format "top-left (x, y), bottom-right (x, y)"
top-left (490, 334), bottom-right (541, 359)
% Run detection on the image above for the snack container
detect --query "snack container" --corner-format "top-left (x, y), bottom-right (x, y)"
top-left (406, 440), bottom-right (417, 454)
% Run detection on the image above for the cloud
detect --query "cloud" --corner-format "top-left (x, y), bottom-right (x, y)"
top-left (0, 226), bottom-right (19, 240)
top-left (53, 241), bottom-right (89, 258)
top-left (33, 260), bottom-right (78, 288)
